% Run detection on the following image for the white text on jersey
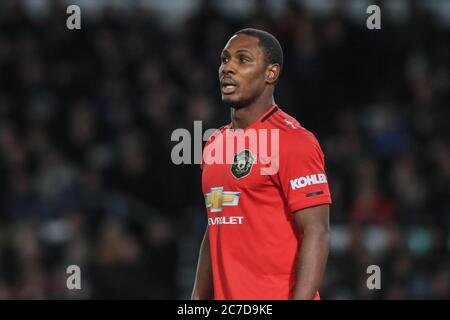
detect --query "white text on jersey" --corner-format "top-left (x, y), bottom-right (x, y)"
top-left (290, 174), bottom-right (327, 190)
top-left (208, 216), bottom-right (244, 225)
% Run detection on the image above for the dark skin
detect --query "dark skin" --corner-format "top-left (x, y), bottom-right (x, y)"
top-left (218, 34), bottom-right (279, 129)
top-left (192, 33), bottom-right (330, 300)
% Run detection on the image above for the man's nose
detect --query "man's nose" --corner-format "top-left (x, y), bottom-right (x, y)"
top-left (222, 60), bottom-right (237, 75)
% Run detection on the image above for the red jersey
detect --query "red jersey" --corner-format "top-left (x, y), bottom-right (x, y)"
top-left (201, 105), bottom-right (332, 300)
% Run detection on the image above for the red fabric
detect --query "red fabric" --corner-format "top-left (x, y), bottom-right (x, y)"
top-left (201, 105), bottom-right (332, 300)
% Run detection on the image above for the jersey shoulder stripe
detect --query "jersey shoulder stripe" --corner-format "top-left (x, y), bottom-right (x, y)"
top-left (268, 109), bottom-right (302, 132)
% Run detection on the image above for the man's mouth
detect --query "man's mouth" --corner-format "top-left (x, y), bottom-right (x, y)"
top-left (221, 79), bottom-right (238, 95)
top-left (221, 84), bottom-right (237, 94)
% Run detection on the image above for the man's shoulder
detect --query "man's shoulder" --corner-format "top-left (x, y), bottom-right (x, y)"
top-left (214, 123), bottom-right (232, 135)
top-left (204, 123), bottom-right (231, 145)
top-left (273, 109), bottom-right (320, 146)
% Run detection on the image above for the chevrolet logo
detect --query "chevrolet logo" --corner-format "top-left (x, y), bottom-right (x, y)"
top-left (204, 187), bottom-right (240, 212)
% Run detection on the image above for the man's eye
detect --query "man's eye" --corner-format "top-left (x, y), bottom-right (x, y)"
top-left (240, 57), bottom-right (249, 63)
top-left (221, 57), bottom-right (229, 63)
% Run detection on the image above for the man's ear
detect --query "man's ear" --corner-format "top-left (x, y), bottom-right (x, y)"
top-left (266, 64), bottom-right (281, 85)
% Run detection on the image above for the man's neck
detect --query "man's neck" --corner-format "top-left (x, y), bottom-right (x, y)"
top-left (231, 96), bottom-right (276, 129)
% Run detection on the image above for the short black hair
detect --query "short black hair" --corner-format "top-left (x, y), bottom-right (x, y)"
top-left (234, 28), bottom-right (283, 73)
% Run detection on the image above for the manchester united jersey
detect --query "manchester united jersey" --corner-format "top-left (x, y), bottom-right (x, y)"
top-left (201, 104), bottom-right (332, 300)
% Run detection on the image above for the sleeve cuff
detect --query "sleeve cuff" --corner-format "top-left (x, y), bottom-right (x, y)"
top-left (289, 195), bottom-right (332, 213)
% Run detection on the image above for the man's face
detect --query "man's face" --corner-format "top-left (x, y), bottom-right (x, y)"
top-left (218, 34), bottom-right (268, 108)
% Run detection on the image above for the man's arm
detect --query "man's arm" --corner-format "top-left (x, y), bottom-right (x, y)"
top-left (191, 227), bottom-right (214, 300)
top-left (292, 204), bottom-right (330, 300)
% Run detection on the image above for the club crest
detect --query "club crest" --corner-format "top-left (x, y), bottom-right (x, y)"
top-left (231, 150), bottom-right (255, 179)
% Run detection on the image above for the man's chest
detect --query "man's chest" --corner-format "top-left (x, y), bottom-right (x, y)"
top-left (202, 149), bottom-right (277, 213)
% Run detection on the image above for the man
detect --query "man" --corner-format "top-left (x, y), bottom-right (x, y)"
top-left (192, 28), bottom-right (332, 300)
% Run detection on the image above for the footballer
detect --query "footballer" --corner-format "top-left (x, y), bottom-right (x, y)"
top-left (192, 28), bottom-right (332, 300)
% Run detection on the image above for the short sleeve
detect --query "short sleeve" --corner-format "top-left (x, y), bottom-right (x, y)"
top-left (275, 130), bottom-right (332, 213)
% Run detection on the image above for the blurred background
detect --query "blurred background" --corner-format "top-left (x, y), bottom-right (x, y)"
top-left (0, 0), bottom-right (449, 299)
